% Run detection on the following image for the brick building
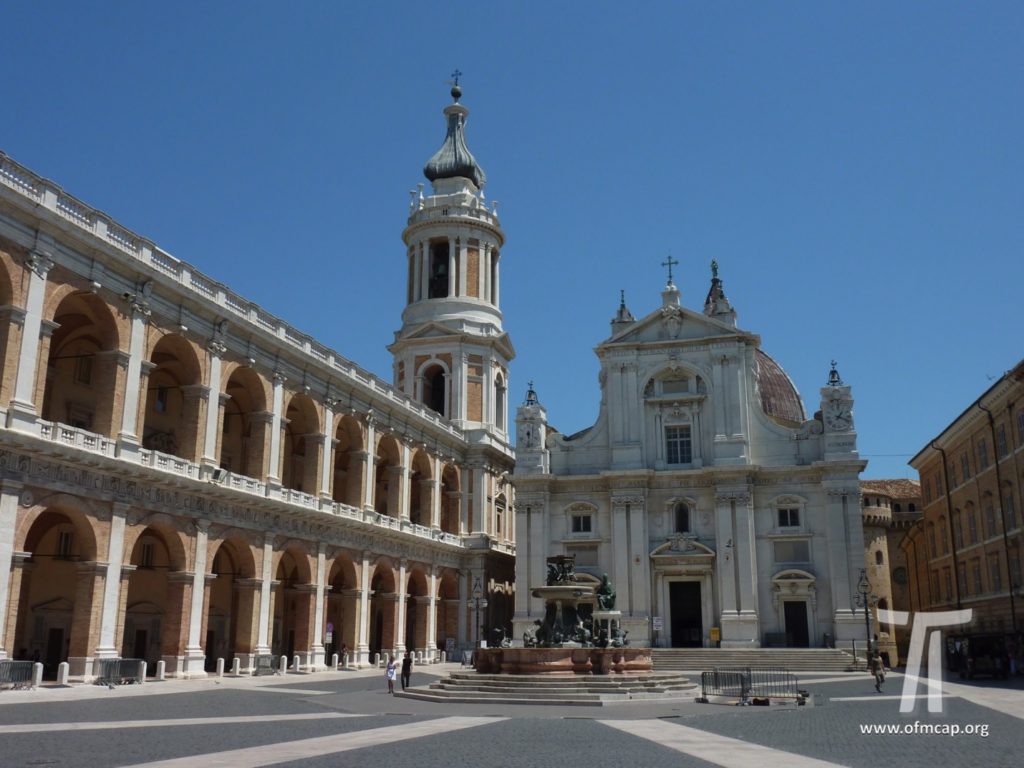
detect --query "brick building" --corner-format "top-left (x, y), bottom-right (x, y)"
top-left (0, 85), bottom-right (515, 679)
top-left (906, 360), bottom-right (1024, 637)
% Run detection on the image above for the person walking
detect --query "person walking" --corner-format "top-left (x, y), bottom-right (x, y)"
top-left (869, 649), bottom-right (885, 693)
top-left (401, 651), bottom-right (413, 691)
top-left (385, 657), bottom-right (397, 694)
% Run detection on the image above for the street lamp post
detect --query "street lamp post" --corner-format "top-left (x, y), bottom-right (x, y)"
top-left (471, 577), bottom-right (488, 649)
top-left (857, 569), bottom-right (872, 661)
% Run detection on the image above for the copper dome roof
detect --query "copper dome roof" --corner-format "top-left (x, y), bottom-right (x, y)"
top-left (755, 349), bottom-right (805, 425)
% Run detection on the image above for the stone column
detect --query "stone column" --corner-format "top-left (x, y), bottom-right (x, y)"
top-left (479, 243), bottom-right (488, 300)
top-left (117, 303), bottom-right (150, 449)
top-left (3, 553), bottom-right (29, 660)
top-left (310, 544), bottom-right (327, 669)
top-left (717, 490), bottom-right (758, 646)
top-left (452, 353), bottom-right (466, 424)
top-left (181, 520), bottom-right (210, 676)
top-left (472, 468), bottom-right (488, 535)
top-left (395, 559), bottom-right (408, 653)
top-left (266, 372), bottom-right (286, 487)
top-left (356, 552), bottom-right (371, 665)
top-left (419, 242), bottom-right (429, 300)
top-left (94, 504), bottom-right (129, 658)
top-left (459, 469), bottom-right (471, 534)
top-left (0, 481), bottom-right (22, 658)
top-left (825, 485), bottom-right (862, 642)
top-left (715, 494), bottom-right (738, 618)
top-left (491, 250), bottom-right (500, 307)
top-left (426, 567), bottom-right (438, 657)
top-left (610, 496), bottom-right (634, 613)
top-left (200, 342), bottom-right (225, 470)
top-left (398, 443), bottom-right (412, 521)
top-left (7, 250), bottom-right (53, 429)
top-left (232, 578), bottom-right (261, 671)
top-left (429, 477), bottom-right (442, 530)
top-left (361, 420), bottom-right (377, 511)
top-left (319, 401), bottom-right (336, 500)
top-left (255, 534), bottom-right (274, 655)
top-left (447, 237), bottom-right (457, 296)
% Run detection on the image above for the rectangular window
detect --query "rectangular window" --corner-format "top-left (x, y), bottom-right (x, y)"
top-left (960, 454), bottom-right (971, 483)
top-left (977, 439), bottom-right (989, 470)
top-left (665, 425), bottom-right (692, 465)
top-left (1006, 492), bottom-right (1017, 530)
top-left (141, 542), bottom-right (155, 568)
top-left (773, 540), bottom-right (810, 563)
top-left (570, 514), bottom-right (592, 534)
top-left (778, 508), bottom-right (800, 528)
top-left (972, 559), bottom-right (983, 595)
top-left (953, 514), bottom-right (963, 549)
top-left (984, 501), bottom-right (997, 539)
top-left (958, 562), bottom-right (967, 596)
top-left (74, 355), bottom-right (93, 386)
top-left (930, 571), bottom-right (940, 604)
top-left (996, 425), bottom-right (1008, 458)
top-left (988, 554), bottom-right (1002, 592)
top-left (936, 474), bottom-right (944, 496)
top-left (924, 477), bottom-right (932, 504)
top-left (1010, 555), bottom-right (1022, 591)
top-left (1018, 412), bottom-right (1024, 446)
top-left (968, 510), bottom-right (978, 544)
top-left (57, 530), bottom-right (73, 559)
top-left (943, 567), bottom-right (953, 601)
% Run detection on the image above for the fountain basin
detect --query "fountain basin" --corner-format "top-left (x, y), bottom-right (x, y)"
top-left (475, 647), bottom-right (653, 675)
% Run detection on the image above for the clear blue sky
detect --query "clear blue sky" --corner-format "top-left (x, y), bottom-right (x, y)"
top-left (5, 2), bottom-right (1022, 479)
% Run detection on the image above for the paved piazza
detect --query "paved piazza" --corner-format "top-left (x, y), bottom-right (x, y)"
top-left (0, 664), bottom-right (1019, 768)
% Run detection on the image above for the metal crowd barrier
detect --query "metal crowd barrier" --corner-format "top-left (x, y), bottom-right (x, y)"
top-left (0, 660), bottom-right (35, 689)
top-left (253, 654), bottom-right (279, 676)
top-left (94, 658), bottom-right (145, 685)
top-left (698, 667), bottom-right (805, 706)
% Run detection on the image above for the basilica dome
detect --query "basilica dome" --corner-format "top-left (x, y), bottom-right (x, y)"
top-left (755, 349), bottom-right (805, 426)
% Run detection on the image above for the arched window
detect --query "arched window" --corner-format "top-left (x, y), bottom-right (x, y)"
top-left (875, 550), bottom-right (884, 565)
top-left (495, 373), bottom-right (506, 431)
top-left (674, 502), bottom-right (690, 534)
top-left (421, 365), bottom-right (447, 416)
top-left (428, 241), bottom-right (449, 298)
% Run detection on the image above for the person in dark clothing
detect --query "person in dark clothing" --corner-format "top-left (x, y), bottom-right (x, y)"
top-left (401, 651), bottom-right (413, 690)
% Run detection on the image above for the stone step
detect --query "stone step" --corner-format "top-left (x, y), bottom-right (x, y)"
top-left (397, 669), bottom-right (698, 706)
top-left (651, 648), bottom-right (855, 672)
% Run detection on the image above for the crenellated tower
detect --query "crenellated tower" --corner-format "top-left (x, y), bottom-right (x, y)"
top-left (389, 82), bottom-right (514, 440)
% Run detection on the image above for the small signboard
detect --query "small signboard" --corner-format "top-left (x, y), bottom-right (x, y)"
top-left (652, 616), bottom-right (664, 631)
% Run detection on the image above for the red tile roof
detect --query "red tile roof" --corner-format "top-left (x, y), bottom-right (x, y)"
top-left (860, 478), bottom-right (921, 499)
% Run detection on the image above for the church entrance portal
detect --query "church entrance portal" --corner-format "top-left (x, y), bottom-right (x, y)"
top-left (783, 601), bottom-right (810, 647)
top-left (669, 581), bottom-right (702, 647)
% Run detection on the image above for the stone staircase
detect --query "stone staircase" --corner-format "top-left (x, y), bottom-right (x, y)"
top-left (652, 648), bottom-right (857, 672)
top-left (396, 670), bottom-right (698, 706)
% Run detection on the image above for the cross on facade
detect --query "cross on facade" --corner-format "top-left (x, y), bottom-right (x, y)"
top-left (661, 254), bottom-right (679, 284)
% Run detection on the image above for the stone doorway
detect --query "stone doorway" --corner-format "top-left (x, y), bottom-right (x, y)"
top-left (669, 581), bottom-right (702, 647)
top-left (783, 600), bottom-right (810, 647)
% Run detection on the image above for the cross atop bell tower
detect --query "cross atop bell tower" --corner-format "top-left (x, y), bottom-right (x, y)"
top-left (389, 81), bottom-right (515, 441)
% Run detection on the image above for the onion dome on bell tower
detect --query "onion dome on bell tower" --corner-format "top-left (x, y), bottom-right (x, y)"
top-left (423, 80), bottom-right (487, 191)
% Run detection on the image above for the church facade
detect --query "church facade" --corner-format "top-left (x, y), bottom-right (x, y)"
top-left (513, 272), bottom-right (867, 648)
top-left (0, 84), bottom-right (514, 679)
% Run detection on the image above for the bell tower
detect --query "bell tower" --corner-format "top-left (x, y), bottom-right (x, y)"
top-left (389, 80), bottom-right (514, 440)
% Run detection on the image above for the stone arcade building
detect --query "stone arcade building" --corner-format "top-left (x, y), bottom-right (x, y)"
top-left (513, 271), bottom-right (868, 648)
top-left (0, 86), bottom-right (515, 679)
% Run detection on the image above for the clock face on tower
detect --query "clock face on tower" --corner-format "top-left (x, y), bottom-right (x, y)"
top-left (824, 400), bottom-right (853, 431)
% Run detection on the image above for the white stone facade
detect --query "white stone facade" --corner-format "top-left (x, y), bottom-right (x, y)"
top-left (513, 278), bottom-right (867, 648)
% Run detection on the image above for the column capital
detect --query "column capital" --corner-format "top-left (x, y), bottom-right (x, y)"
top-left (24, 250), bottom-right (54, 278)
